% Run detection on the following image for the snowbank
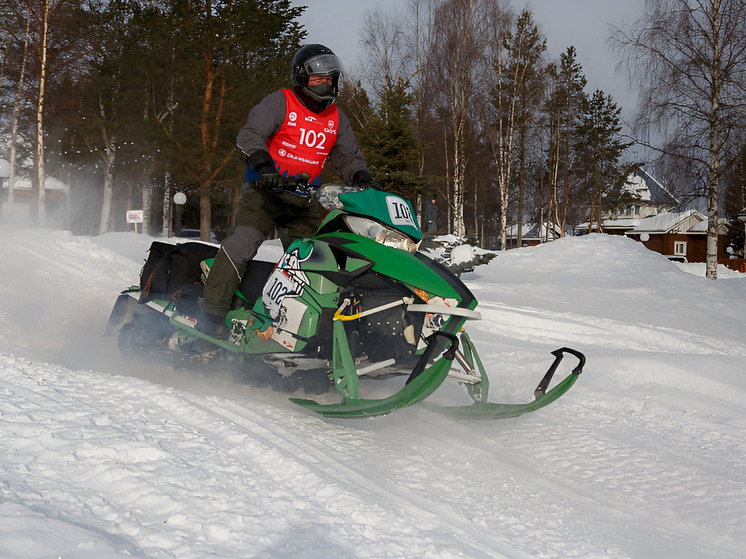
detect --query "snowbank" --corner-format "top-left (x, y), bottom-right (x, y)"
top-left (1, 226), bottom-right (745, 558)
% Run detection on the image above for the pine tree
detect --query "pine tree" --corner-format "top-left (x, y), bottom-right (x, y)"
top-left (359, 77), bottom-right (422, 200)
top-left (555, 46), bottom-right (587, 233)
top-left (505, 9), bottom-right (547, 247)
top-left (574, 90), bottom-right (630, 233)
top-left (161, 0), bottom-right (305, 240)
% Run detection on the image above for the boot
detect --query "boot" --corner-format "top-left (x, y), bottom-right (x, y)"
top-left (196, 310), bottom-right (228, 338)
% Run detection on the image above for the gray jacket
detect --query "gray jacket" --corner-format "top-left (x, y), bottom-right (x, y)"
top-left (236, 89), bottom-right (368, 185)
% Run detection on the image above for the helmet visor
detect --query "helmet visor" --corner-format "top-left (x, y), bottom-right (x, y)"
top-left (301, 53), bottom-right (343, 77)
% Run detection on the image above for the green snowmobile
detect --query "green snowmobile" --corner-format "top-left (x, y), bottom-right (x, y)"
top-left (106, 186), bottom-right (584, 418)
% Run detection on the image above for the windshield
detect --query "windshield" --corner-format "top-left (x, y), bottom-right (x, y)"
top-left (343, 215), bottom-right (419, 253)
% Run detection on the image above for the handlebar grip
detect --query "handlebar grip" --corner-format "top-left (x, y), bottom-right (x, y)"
top-left (256, 172), bottom-right (311, 194)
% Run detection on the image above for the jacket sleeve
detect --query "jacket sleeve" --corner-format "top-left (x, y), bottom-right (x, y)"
top-left (328, 108), bottom-right (369, 186)
top-left (236, 91), bottom-right (286, 159)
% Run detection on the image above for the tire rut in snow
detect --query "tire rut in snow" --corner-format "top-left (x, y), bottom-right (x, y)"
top-left (173, 393), bottom-right (532, 559)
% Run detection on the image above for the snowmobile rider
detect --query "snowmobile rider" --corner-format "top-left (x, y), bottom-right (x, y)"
top-left (200, 43), bottom-right (381, 334)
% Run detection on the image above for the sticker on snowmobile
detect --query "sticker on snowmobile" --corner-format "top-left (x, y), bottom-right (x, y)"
top-left (386, 196), bottom-right (416, 227)
top-left (259, 241), bottom-right (314, 350)
top-left (418, 297), bottom-right (459, 350)
top-left (315, 185), bottom-right (362, 210)
top-left (269, 296), bottom-right (307, 350)
top-left (262, 242), bottom-right (312, 320)
top-left (228, 318), bottom-right (249, 344)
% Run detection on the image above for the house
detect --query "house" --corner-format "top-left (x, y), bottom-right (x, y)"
top-left (502, 168), bottom-right (734, 265)
top-left (505, 222), bottom-right (563, 248)
top-left (598, 168), bottom-right (732, 262)
top-left (624, 209), bottom-right (731, 262)
top-left (601, 168), bottom-right (679, 234)
top-left (1, 174), bottom-right (70, 225)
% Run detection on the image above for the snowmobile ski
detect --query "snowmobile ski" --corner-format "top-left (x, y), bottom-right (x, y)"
top-left (289, 327), bottom-right (459, 418)
top-left (425, 347), bottom-right (585, 419)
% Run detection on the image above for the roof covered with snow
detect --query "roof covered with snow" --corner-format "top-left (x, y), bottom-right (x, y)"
top-left (3, 175), bottom-right (70, 194)
top-left (601, 217), bottom-right (642, 230)
top-left (617, 168), bottom-right (679, 206)
top-left (633, 209), bottom-right (705, 233)
top-left (505, 222), bottom-right (563, 240)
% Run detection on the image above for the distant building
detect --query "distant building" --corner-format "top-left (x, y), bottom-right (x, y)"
top-left (625, 209), bottom-right (730, 262)
top-left (600, 168), bottom-right (729, 263)
top-left (500, 168), bottom-right (735, 264)
top-left (1, 174), bottom-right (70, 225)
top-left (602, 168), bottom-right (679, 232)
top-left (505, 222), bottom-right (563, 248)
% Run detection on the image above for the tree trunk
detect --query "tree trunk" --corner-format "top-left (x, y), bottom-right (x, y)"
top-left (200, 187), bottom-right (212, 241)
top-left (706, 108), bottom-right (720, 279)
top-left (548, 116), bottom-right (561, 241)
top-left (142, 183), bottom-right (152, 236)
top-left (443, 124), bottom-right (451, 234)
top-left (451, 108), bottom-right (466, 236)
top-left (163, 172), bottom-right (173, 237)
top-left (500, 182), bottom-right (509, 250)
top-left (99, 146), bottom-right (116, 234)
top-left (6, 7), bottom-right (32, 215)
top-left (561, 104), bottom-right (571, 235)
top-left (706, 2), bottom-right (722, 280)
top-left (517, 120), bottom-right (525, 247)
top-left (596, 168), bottom-right (604, 232)
top-left (34, 0), bottom-right (51, 225)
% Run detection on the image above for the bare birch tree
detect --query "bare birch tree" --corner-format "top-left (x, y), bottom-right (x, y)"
top-left (429, 0), bottom-right (501, 236)
top-left (2, 0), bottom-right (83, 226)
top-left (33, 0), bottom-right (50, 225)
top-left (484, 3), bottom-right (518, 250)
top-left (361, 8), bottom-right (409, 100)
top-left (613, 0), bottom-right (746, 279)
top-left (543, 72), bottom-right (563, 239)
top-left (5, 7), bottom-right (32, 215)
top-left (361, 0), bottom-right (446, 225)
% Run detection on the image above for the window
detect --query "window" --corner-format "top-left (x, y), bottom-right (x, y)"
top-left (674, 241), bottom-right (687, 256)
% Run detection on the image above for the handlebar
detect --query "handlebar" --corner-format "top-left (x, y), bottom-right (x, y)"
top-left (257, 171), bottom-right (313, 195)
top-left (254, 173), bottom-right (366, 211)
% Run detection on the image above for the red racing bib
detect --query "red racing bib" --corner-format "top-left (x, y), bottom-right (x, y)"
top-left (267, 89), bottom-right (339, 182)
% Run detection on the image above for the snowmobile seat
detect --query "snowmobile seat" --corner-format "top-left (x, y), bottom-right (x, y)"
top-left (139, 241), bottom-right (218, 300)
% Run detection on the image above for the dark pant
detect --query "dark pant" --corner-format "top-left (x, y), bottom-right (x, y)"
top-left (201, 183), bottom-right (324, 316)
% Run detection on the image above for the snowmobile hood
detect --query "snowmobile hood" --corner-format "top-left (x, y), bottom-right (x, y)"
top-left (338, 189), bottom-right (422, 242)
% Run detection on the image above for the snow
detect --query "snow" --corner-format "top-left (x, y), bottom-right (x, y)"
top-left (448, 243), bottom-right (475, 266)
top-left (1, 225), bottom-right (746, 558)
top-left (633, 209), bottom-right (704, 233)
top-left (621, 173), bottom-right (652, 201)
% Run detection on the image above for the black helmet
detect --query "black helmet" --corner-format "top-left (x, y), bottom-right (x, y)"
top-left (291, 44), bottom-right (343, 110)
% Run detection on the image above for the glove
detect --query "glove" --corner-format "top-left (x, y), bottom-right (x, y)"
top-left (256, 164), bottom-right (284, 193)
top-left (247, 150), bottom-right (284, 193)
top-left (353, 170), bottom-right (384, 191)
